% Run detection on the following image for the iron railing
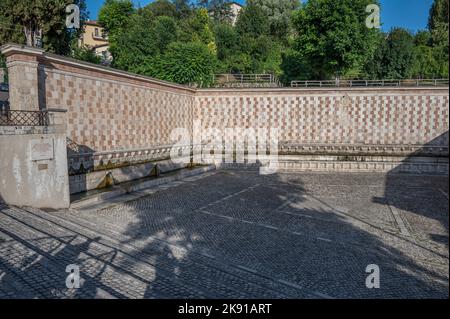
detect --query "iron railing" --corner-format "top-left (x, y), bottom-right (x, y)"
top-left (213, 74), bottom-right (283, 88)
top-left (0, 110), bottom-right (49, 126)
top-left (291, 79), bottom-right (450, 88)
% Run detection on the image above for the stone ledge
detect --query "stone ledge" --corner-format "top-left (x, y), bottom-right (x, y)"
top-left (0, 125), bottom-right (65, 135)
top-left (218, 161), bottom-right (448, 175)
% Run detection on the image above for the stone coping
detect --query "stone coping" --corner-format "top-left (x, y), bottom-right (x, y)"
top-left (0, 43), bottom-right (196, 94)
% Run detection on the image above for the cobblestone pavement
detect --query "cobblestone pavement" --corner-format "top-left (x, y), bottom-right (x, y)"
top-left (0, 170), bottom-right (448, 299)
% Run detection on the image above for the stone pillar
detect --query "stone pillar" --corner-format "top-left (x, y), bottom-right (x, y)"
top-left (0, 44), bottom-right (45, 111)
top-left (0, 68), bottom-right (4, 83)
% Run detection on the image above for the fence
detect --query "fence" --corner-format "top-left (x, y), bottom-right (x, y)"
top-left (0, 110), bottom-right (49, 126)
top-left (213, 74), bottom-right (283, 88)
top-left (291, 79), bottom-right (450, 88)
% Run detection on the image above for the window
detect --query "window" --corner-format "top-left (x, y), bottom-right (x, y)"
top-left (94, 28), bottom-right (99, 37)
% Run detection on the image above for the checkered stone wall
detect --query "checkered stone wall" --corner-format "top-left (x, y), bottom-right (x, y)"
top-left (194, 90), bottom-right (449, 156)
top-left (38, 57), bottom-right (195, 172)
top-left (44, 69), bottom-right (194, 152)
top-left (3, 46), bottom-right (448, 175)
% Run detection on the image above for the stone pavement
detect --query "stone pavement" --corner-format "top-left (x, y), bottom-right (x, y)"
top-left (0, 170), bottom-right (448, 299)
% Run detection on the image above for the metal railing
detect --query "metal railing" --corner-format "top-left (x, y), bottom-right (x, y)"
top-left (0, 109), bottom-right (49, 126)
top-left (213, 74), bottom-right (283, 88)
top-left (291, 79), bottom-right (450, 88)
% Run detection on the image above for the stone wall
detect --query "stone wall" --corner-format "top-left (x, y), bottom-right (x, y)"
top-left (0, 111), bottom-right (70, 209)
top-left (1, 45), bottom-right (196, 174)
top-left (195, 88), bottom-right (449, 156)
top-left (3, 45), bottom-right (447, 161)
top-left (1, 44), bottom-right (449, 196)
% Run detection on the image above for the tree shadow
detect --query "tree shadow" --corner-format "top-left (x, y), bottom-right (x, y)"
top-left (0, 205), bottom-right (129, 299)
top-left (374, 131), bottom-right (449, 249)
top-left (110, 169), bottom-right (448, 298)
top-left (0, 167), bottom-right (447, 298)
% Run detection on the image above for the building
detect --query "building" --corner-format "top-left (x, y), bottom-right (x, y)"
top-left (229, 2), bottom-right (243, 25)
top-left (78, 20), bottom-right (112, 63)
top-left (208, 2), bottom-right (243, 25)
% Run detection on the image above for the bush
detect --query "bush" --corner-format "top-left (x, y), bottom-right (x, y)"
top-left (138, 42), bottom-right (218, 87)
top-left (71, 46), bottom-right (102, 64)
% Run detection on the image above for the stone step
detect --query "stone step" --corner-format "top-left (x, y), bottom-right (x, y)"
top-left (277, 157), bottom-right (449, 174)
top-left (70, 165), bottom-right (216, 210)
top-left (218, 156), bottom-right (449, 175)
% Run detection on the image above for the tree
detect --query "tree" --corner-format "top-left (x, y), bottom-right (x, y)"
top-left (364, 28), bottom-right (415, 79)
top-left (247, 0), bottom-right (300, 40)
top-left (109, 14), bottom-right (159, 71)
top-left (71, 45), bottom-right (102, 64)
top-left (280, 49), bottom-right (313, 83)
top-left (428, 0), bottom-right (449, 78)
top-left (106, 6), bottom-right (181, 72)
top-left (384, 28), bottom-right (416, 79)
top-left (153, 16), bottom-right (179, 52)
top-left (0, 0), bottom-right (87, 55)
top-left (428, 0), bottom-right (449, 32)
top-left (410, 44), bottom-right (439, 79)
top-left (235, 3), bottom-right (270, 37)
top-left (214, 23), bottom-right (239, 60)
top-left (414, 30), bottom-right (432, 46)
top-left (197, 0), bottom-right (233, 23)
top-left (363, 33), bottom-right (388, 79)
top-left (146, 0), bottom-right (178, 18)
top-left (180, 8), bottom-right (215, 47)
top-left (174, 0), bottom-right (193, 19)
top-left (138, 41), bottom-right (218, 87)
top-left (0, 4), bottom-right (25, 47)
top-left (98, 0), bottom-right (134, 37)
top-left (291, 0), bottom-right (380, 80)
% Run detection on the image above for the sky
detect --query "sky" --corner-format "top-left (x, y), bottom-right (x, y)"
top-left (86, 0), bottom-right (435, 33)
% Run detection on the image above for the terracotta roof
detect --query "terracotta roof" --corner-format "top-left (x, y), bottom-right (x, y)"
top-left (83, 20), bottom-right (101, 27)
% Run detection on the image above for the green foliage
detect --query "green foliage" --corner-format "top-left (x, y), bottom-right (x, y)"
top-left (138, 42), bottom-right (218, 87)
top-left (199, 0), bottom-right (234, 23)
top-left (146, 0), bottom-right (178, 18)
top-left (247, 0), bottom-right (299, 40)
top-left (173, 0), bottom-right (193, 19)
top-left (291, 0), bottom-right (380, 80)
top-left (180, 8), bottom-right (215, 46)
top-left (415, 30), bottom-right (432, 46)
top-left (214, 23), bottom-right (239, 60)
top-left (410, 45), bottom-right (439, 79)
top-left (110, 14), bottom-right (159, 71)
top-left (153, 16), bottom-right (179, 52)
top-left (71, 45), bottom-right (102, 64)
top-left (364, 28), bottom-right (415, 79)
top-left (0, 0), bottom-right (88, 55)
top-left (95, 0), bottom-right (449, 86)
top-left (382, 28), bottom-right (416, 79)
top-left (280, 49), bottom-right (315, 84)
top-left (218, 53), bottom-right (252, 73)
top-left (235, 3), bottom-right (270, 37)
top-left (229, 3), bottom-right (285, 75)
top-left (428, 0), bottom-right (449, 31)
top-left (428, 0), bottom-right (449, 78)
top-left (98, 0), bottom-right (134, 36)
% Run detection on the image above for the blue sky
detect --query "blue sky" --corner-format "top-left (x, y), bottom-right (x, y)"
top-left (86, 0), bottom-right (434, 33)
